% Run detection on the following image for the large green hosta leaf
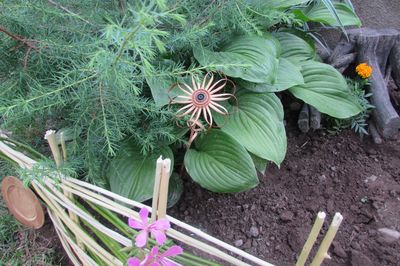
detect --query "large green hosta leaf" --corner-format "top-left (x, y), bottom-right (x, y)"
top-left (193, 35), bottom-right (279, 84)
top-left (247, 0), bottom-right (309, 9)
top-left (289, 61), bottom-right (362, 119)
top-left (184, 130), bottom-right (258, 193)
top-left (250, 153), bottom-right (268, 175)
top-left (106, 141), bottom-right (174, 202)
top-left (239, 58), bottom-right (304, 92)
top-left (274, 32), bottom-right (316, 63)
top-left (214, 90), bottom-right (286, 165)
top-left (293, 3), bottom-right (361, 27)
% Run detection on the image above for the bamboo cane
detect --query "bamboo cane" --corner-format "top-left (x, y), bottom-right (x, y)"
top-left (151, 157), bottom-right (163, 222)
top-left (157, 159), bottom-right (171, 219)
top-left (44, 130), bottom-right (85, 250)
top-left (48, 210), bottom-right (93, 266)
top-left (0, 137), bottom-right (273, 266)
top-left (310, 213), bottom-right (343, 266)
top-left (48, 210), bottom-right (83, 266)
top-left (60, 131), bottom-right (67, 161)
top-left (65, 177), bottom-right (273, 266)
top-left (58, 179), bottom-right (266, 266)
top-left (33, 181), bottom-right (122, 266)
top-left (296, 212), bottom-right (326, 266)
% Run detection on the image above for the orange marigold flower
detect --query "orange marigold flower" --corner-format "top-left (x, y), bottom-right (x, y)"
top-left (356, 63), bottom-right (372, 79)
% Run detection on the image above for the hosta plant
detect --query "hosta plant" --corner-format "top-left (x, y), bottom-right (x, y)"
top-left (0, 0), bottom-right (362, 204)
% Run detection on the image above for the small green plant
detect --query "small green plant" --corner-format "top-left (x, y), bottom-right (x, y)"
top-left (328, 78), bottom-right (374, 137)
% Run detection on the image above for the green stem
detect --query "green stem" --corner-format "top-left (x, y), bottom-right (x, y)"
top-left (113, 25), bottom-right (141, 65)
top-left (0, 74), bottom-right (96, 113)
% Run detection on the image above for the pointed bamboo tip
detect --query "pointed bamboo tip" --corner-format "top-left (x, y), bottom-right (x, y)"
top-left (332, 213), bottom-right (343, 227)
top-left (317, 211), bottom-right (326, 219)
top-left (44, 130), bottom-right (56, 140)
top-left (163, 158), bottom-right (171, 170)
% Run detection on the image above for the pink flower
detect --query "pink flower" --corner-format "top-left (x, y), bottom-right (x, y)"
top-left (129, 208), bottom-right (170, 248)
top-left (128, 245), bottom-right (183, 266)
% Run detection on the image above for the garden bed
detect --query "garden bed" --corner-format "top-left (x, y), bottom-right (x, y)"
top-left (169, 128), bottom-right (400, 265)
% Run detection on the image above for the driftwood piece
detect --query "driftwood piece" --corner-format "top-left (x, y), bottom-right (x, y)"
top-left (390, 44), bottom-right (400, 88)
top-left (298, 104), bottom-right (310, 133)
top-left (328, 28), bottom-right (400, 140)
top-left (309, 106), bottom-right (321, 130)
top-left (347, 28), bottom-right (400, 138)
top-left (369, 122), bottom-right (383, 144)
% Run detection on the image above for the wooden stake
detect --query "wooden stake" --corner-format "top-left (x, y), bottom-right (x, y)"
top-left (296, 212), bottom-right (326, 266)
top-left (60, 131), bottom-right (68, 161)
top-left (44, 130), bottom-right (63, 167)
top-left (157, 159), bottom-right (171, 219)
top-left (310, 213), bottom-right (343, 266)
top-left (151, 157), bottom-right (163, 222)
top-left (44, 130), bottom-right (84, 250)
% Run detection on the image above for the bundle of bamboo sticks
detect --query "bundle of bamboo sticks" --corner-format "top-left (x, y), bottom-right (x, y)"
top-left (0, 131), bottom-right (343, 266)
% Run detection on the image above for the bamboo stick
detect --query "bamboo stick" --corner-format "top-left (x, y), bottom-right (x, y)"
top-left (310, 213), bottom-right (344, 266)
top-left (48, 210), bottom-right (92, 266)
top-left (151, 157), bottom-right (163, 222)
top-left (66, 177), bottom-right (273, 266)
top-left (296, 212), bottom-right (326, 266)
top-left (43, 179), bottom-right (131, 247)
top-left (157, 159), bottom-right (171, 219)
top-left (32, 181), bottom-right (122, 266)
top-left (0, 138), bottom-right (273, 266)
top-left (45, 130), bottom-right (84, 250)
top-left (44, 130), bottom-right (63, 167)
top-left (59, 180), bottom-right (267, 266)
top-left (48, 211), bottom-right (82, 266)
top-left (60, 131), bottom-right (67, 161)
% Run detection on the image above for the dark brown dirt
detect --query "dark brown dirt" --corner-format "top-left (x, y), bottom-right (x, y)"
top-left (169, 130), bottom-right (400, 266)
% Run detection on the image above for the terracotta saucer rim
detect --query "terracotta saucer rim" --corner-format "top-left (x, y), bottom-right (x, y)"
top-left (1, 176), bottom-right (45, 229)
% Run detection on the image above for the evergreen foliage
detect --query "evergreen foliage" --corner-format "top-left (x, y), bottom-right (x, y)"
top-left (1, 0), bottom-right (360, 190)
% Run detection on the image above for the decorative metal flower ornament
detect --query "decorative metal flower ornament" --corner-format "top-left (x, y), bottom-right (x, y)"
top-left (171, 72), bottom-right (234, 146)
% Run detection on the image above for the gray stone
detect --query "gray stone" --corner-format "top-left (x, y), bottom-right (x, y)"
top-left (279, 211), bottom-right (294, 222)
top-left (318, 174), bottom-right (327, 183)
top-left (351, 250), bottom-right (374, 266)
top-left (365, 175), bottom-right (378, 183)
top-left (234, 239), bottom-right (243, 247)
top-left (249, 226), bottom-right (260, 238)
top-left (333, 242), bottom-right (347, 258)
top-left (378, 228), bottom-right (400, 244)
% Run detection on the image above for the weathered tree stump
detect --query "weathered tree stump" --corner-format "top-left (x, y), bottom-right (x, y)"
top-left (327, 28), bottom-right (400, 141)
top-left (298, 103), bottom-right (310, 133)
top-left (298, 104), bottom-right (321, 133)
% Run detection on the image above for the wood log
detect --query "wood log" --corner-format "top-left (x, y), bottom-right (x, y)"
top-left (331, 52), bottom-right (357, 70)
top-left (309, 106), bottom-right (321, 130)
top-left (390, 43), bottom-right (400, 88)
top-left (347, 28), bottom-right (400, 138)
top-left (328, 40), bottom-right (355, 65)
top-left (298, 104), bottom-right (310, 133)
top-left (369, 122), bottom-right (383, 144)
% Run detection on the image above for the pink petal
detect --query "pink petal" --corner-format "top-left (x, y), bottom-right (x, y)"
top-left (162, 245), bottom-right (183, 257)
top-left (135, 230), bottom-right (148, 248)
top-left (151, 229), bottom-right (167, 245)
top-left (128, 218), bottom-right (144, 230)
top-left (150, 246), bottom-right (159, 256)
top-left (152, 219), bottom-right (170, 230)
top-left (127, 257), bottom-right (141, 266)
top-left (139, 208), bottom-right (149, 224)
top-left (149, 263), bottom-right (161, 266)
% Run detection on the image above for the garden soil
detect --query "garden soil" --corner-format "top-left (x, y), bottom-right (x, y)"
top-left (170, 128), bottom-right (400, 266)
